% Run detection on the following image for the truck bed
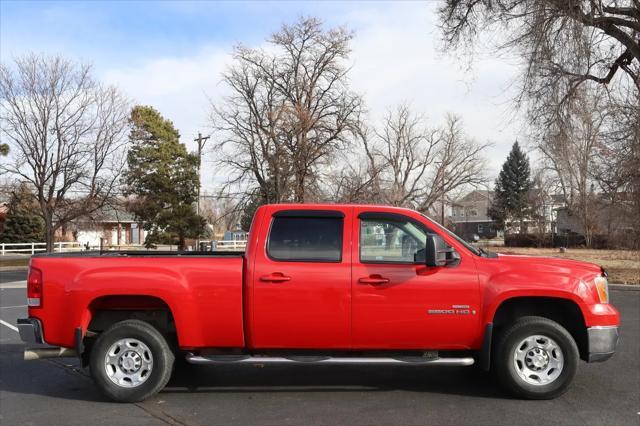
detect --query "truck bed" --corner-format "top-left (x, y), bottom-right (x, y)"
top-left (29, 253), bottom-right (246, 349)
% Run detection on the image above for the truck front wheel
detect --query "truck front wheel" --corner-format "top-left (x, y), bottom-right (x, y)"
top-left (89, 319), bottom-right (175, 402)
top-left (494, 316), bottom-right (579, 399)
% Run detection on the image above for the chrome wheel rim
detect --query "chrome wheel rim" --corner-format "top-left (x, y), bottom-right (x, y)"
top-left (513, 334), bottom-right (564, 386)
top-left (104, 338), bottom-right (153, 388)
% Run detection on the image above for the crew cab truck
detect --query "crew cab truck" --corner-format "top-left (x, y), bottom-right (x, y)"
top-left (18, 204), bottom-right (619, 402)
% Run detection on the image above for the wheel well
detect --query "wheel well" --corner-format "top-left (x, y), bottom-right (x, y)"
top-left (83, 295), bottom-right (177, 366)
top-left (87, 295), bottom-right (176, 335)
top-left (492, 297), bottom-right (588, 361)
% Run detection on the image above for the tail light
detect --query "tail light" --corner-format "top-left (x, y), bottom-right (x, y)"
top-left (27, 267), bottom-right (43, 308)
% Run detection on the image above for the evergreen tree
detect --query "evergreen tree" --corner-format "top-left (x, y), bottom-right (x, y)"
top-left (0, 184), bottom-right (45, 243)
top-left (489, 141), bottom-right (532, 233)
top-left (124, 106), bottom-right (205, 250)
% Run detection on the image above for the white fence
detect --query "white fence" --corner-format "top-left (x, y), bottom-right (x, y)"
top-left (200, 240), bottom-right (247, 251)
top-left (1, 240), bottom-right (247, 255)
top-left (0, 242), bottom-right (84, 255)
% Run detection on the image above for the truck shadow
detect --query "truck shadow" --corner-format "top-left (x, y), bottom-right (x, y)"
top-left (164, 360), bottom-right (507, 399)
top-left (0, 344), bottom-right (507, 401)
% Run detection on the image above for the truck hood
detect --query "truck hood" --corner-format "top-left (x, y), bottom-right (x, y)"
top-left (495, 253), bottom-right (603, 280)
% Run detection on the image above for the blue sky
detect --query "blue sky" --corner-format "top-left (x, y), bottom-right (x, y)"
top-left (1, 1), bottom-right (526, 190)
top-left (2, 1), bottom-right (400, 69)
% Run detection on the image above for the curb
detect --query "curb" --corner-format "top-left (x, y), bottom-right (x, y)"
top-left (610, 284), bottom-right (640, 291)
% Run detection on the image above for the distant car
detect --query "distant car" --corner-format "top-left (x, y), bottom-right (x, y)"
top-left (19, 204), bottom-right (619, 402)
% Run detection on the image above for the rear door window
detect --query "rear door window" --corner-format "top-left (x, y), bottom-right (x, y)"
top-left (267, 216), bottom-right (343, 262)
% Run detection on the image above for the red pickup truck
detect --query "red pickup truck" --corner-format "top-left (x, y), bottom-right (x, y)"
top-left (18, 204), bottom-right (619, 402)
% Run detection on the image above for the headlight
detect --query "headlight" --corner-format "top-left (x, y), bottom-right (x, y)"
top-left (594, 275), bottom-right (609, 303)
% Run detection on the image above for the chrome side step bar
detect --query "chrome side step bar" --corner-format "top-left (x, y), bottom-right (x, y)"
top-left (185, 354), bottom-right (475, 366)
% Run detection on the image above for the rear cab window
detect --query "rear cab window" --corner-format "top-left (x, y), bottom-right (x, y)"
top-left (267, 210), bottom-right (344, 262)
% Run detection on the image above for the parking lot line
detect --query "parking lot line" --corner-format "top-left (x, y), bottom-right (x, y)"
top-left (0, 280), bottom-right (27, 289)
top-left (0, 318), bottom-right (18, 332)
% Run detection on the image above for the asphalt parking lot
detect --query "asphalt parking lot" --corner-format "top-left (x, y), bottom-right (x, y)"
top-left (1, 269), bottom-right (639, 426)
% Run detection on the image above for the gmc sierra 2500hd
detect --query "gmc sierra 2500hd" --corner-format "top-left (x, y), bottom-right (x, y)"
top-left (18, 204), bottom-right (619, 402)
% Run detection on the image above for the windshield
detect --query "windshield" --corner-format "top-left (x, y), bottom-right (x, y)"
top-left (419, 213), bottom-right (482, 256)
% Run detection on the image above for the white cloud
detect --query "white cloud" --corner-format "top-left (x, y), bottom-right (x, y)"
top-left (345, 3), bottom-right (526, 171)
top-left (101, 47), bottom-right (233, 187)
top-left (101, 3), bottom-right (530, 191)
top-left (102, 47), bottom-right (231, 141)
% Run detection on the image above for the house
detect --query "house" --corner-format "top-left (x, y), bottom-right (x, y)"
top-left (449, 190), bottom-right (499, 240)
top-left (56, 205), bottom-right (145, 248)
top-left (449, 189), bottom-right (568, 241)
top-left (555, 194), bottom-right (636, 247)
top-left (527, 193), bottom-right (566, 235)
top-left (223, 228), bottom-right (248, 242)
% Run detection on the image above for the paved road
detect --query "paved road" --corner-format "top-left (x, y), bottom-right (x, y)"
top-left (0, 284), bottom-right (638, 425)
top-left (0, 269), bottom-right (27, 284)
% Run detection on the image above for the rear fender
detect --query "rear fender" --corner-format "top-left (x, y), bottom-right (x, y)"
top-left (72, 267), bottom-right (196, 347)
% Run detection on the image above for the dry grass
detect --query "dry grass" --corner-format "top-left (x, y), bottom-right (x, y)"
top-left (494, 247), bottom-right (640, 285)
top-left (0, 258), bottom-right (30, 268)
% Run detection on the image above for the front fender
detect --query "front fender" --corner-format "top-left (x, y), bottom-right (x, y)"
top-left (481, 270), bottom-right (592, 326)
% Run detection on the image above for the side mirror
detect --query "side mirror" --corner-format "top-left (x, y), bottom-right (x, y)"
top-left (425, 234), bottom-right (455, 267)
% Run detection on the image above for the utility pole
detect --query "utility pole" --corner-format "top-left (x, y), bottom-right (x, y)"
top-left (194, 133), bottom-right (210, 250)
top-left (194, 132), bottom-right (210, 217)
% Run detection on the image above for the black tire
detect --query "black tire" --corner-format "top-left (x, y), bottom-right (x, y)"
top-left (89, 319), bottom-right (175, 403)
top-left (493, 316), bottom-right (579, 400)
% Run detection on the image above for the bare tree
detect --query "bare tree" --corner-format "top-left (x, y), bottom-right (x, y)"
top-left (199, 193), bottom-right (242, 235)
top-left (439, 1), bottom-right (639, 101)
top-left (439, 2), bottom-right (639, 246)
top-left (323, 122), bottom-right (384, 204)
top-left (537, 88), bottom-right (608, 246)
top-left (527, 168), bottom-right (557, 246)
top-left (592, 87), bottom-right (640, 245)
top-left (364, 106), bottom-right (440, 207)
top-left (359, 106), bottom-right (490, 214)
top-left (212, 17), bottom-right (362, 203)
top-left (423, 114), bottom-right (491, 212)
top-left (0, 54), bottom-right (129, 251)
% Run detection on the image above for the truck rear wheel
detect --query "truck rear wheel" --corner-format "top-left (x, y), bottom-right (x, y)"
top-left (89, 319), bottom-right (175, 402)
top-left (494, 316), bottom-right (579, 399)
